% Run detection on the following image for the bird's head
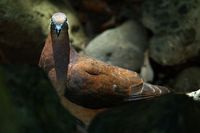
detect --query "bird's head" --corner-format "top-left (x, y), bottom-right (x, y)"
top-left (51, 12), bottom-right (68, 37)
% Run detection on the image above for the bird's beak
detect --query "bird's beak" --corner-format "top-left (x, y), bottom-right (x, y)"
top-left (56, 29), bottom-right (61, 37)
top-left (55, 24), bottom-right (63, 37)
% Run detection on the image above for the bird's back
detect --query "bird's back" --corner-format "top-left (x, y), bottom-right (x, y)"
top-left (66, 54), bottom-right (170, 108)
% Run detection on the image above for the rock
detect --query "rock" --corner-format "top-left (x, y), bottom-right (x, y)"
top-left (142, 0), bottom-right (200, 65)
top-left (149, 30), bottom-right (200, 65)
top-left (187, 89), bottom-right (200, 101)
top-left (172, 67), bottom-right (200, 93)
top-left (0, 0), bottom-right (87, 64)
top-left (140, 50), bottom-right (154, 82)
top-left (89, 94), bottom-right (200, 133)
top-left (0, 65), bottom-right (77, 133)
top-left (84, 20), bottom-right (148, 71)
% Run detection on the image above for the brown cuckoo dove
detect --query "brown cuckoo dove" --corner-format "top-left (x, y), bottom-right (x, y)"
top-left (39, 12), bottom-right (170, 125)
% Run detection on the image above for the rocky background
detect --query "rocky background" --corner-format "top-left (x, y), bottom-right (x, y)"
top-left (0, 0), bottom-right (200, 132)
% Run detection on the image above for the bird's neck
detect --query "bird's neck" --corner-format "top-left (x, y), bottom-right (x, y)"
top-left (51, 28), bottom-right (70, 83)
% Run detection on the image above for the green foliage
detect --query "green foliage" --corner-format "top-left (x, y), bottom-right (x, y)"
top-left (0, 65), bottom-right (76, 133)
top-left (0, 67), bottom-right (18, 133)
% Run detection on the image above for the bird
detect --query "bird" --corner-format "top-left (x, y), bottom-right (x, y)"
top-left (39, 12), bottom-right (170, 124)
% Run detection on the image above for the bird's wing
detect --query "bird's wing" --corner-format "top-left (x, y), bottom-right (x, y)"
top-left (125, 82), bottom-right (170, 101)
top-left (39, 34), bottom-right (54, 73)
top-left (65, 56), bottom-right (170, 108)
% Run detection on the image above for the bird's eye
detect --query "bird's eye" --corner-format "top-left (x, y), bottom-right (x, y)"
top-left (50, 19), bottom-right (55, 26)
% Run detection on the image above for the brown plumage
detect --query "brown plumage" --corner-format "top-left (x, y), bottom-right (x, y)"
top-left (39, 12), bottom-right (170, 124)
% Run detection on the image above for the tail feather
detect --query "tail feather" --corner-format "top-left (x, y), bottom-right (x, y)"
top-left (125, 83), bottom-right (170, 101)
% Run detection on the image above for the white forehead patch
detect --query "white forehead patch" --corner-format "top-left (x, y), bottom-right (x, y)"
top-left (51, 12), bottom-right (67, 24)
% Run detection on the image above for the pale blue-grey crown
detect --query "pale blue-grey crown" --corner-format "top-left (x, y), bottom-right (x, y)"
top-left (51, 12), bottom-right (68, 36)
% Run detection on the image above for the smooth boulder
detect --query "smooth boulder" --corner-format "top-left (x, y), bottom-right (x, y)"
top-left (85, 20), bottom-right (148, 71)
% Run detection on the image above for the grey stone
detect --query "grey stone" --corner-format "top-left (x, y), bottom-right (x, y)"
top-left (140, 51), bottom-right (154, 82)
top-left (187, 89), bottom-right (200, 102)
top-left (0, 0), bottom-right (87, 64)
top-left (142, 0), bottom-right (200, 65)
top-left (84, 20), bottom-right (148, 71)
top-left (172, 67), bottom-right (200, 93)
top-left (149, 32), bottom-right (200, 65)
